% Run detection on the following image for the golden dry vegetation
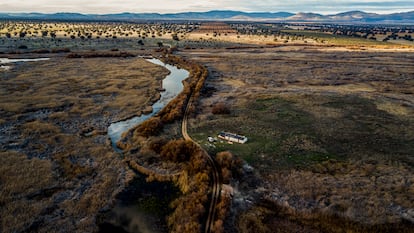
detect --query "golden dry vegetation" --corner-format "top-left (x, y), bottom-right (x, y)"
top-left (0, 56), bottom-right (170, 232)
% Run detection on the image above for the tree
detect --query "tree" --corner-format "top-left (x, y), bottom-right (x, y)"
top-left (216, 151), bottom-right (234, 169)
top-left (160, 139), bottom-right (194, 162)
top-left (216, 151), bottom-right (236, 183)
top-left (172, 33), bottom-right (179, 41)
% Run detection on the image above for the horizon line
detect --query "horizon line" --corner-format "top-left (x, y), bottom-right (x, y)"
top-left (1, 9), bottom-right (413, 15)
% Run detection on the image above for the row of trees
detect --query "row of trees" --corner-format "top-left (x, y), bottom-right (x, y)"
top-left (121, 54), bottom-right (213, 233)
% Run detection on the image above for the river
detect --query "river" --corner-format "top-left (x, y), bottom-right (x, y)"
top-left (0, 57), bottom-right (50, 70)
top-left (107, 58), bottom-right (189, 149)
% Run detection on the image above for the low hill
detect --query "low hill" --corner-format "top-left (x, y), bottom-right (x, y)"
top-left (0, 10), bottom-right (413, 23)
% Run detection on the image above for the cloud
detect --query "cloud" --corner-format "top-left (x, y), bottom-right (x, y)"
top-left (0, 0), bottom-right (412, 14)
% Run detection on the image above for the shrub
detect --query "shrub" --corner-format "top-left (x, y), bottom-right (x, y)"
top-left (172, 34), bottom-right (179, 41)
top-left (51, 48), bottom-right (70, 53)
top-left (160, 139), bottom-right (195, 162)
top-left (148, 137), bottom-right (168, 154)
top-left (32, 49), bottom-right (50, 53)
top-left (134, 117), bottom-right (163, 137)
top-left (212, 102), bottom-right (230, 115)
top-left (66, 51), bottom-right (135, 58)
top-left (216, 151), bottom-right (234, 168)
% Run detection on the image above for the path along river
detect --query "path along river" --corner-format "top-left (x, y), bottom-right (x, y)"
top-left (108, 58), bottom-right (189, 148)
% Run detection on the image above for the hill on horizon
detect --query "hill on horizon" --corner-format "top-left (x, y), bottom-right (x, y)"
top-left (0, 10), bottom-right (413, 23)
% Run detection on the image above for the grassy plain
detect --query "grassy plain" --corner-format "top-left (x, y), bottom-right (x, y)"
top-left (182, 46), bottom-right (414, 232)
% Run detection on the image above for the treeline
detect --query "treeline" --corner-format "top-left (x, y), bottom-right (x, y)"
top-left (165, 140), bottom-right (211, 233)
top-left (157, 54), bottom-right (209, 123)
top-left (120, 54), bottom-right (213, 232)
top-left (0, 47), bottom-right (71, 54)
top-left (66, 51), bottom-right (135, 58)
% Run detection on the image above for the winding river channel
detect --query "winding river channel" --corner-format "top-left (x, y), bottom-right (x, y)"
top-left (108, 58), bottom-right (189, 148)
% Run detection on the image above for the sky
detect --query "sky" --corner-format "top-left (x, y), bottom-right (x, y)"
top-left (0, 0), bottom-right (413, 14)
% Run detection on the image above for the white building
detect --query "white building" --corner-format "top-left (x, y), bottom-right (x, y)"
top-left (218, 132), bottom-right (248, 144)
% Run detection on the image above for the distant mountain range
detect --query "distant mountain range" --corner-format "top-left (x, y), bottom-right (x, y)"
top-left (0, 10), bottom-right (413, 24)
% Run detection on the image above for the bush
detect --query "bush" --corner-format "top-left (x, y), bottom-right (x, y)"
top-left (134, 117), bottom-right (163, 137)
top-left (212, 102), bottom-right (230, 115)
top-left (149, 137), bottom-right (168, 154)
top-left (32, 49), bottom-right (50, 53)
top-left (216, 151), bottom-right (234, 168)
top-left (160, 139), bottom-right (195, 162)
top-left (216, 151), bottom-right (235, 184)
top-left (66, 51), bottom-right (135, 58)
top-left (172, 34), bottom-right (179, 41)
top-left (51, 48), bottom-right (70, 53)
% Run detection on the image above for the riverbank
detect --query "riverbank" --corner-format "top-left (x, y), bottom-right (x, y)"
top-left (108, 57), bottom-right (189, 149)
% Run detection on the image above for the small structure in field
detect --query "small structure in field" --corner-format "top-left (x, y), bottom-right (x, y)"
top-left (207, 136), bottom-right (216, 142)
top-left (218, 132), bottom-right (248, 144)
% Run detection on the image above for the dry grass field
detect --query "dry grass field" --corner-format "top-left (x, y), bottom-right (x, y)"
top-left (181, 46), bottom-right (414, 232)
top-left (0, 56), bottom-right (169, 232)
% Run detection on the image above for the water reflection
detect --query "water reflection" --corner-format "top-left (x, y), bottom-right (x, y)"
top-left (108, 58), bottom-right (189, 149)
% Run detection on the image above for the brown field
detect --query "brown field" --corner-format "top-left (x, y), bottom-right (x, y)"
top-left (0, 56), bottom-right (169, 232)
top-left (181, 46), bottom-right (414, 232)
